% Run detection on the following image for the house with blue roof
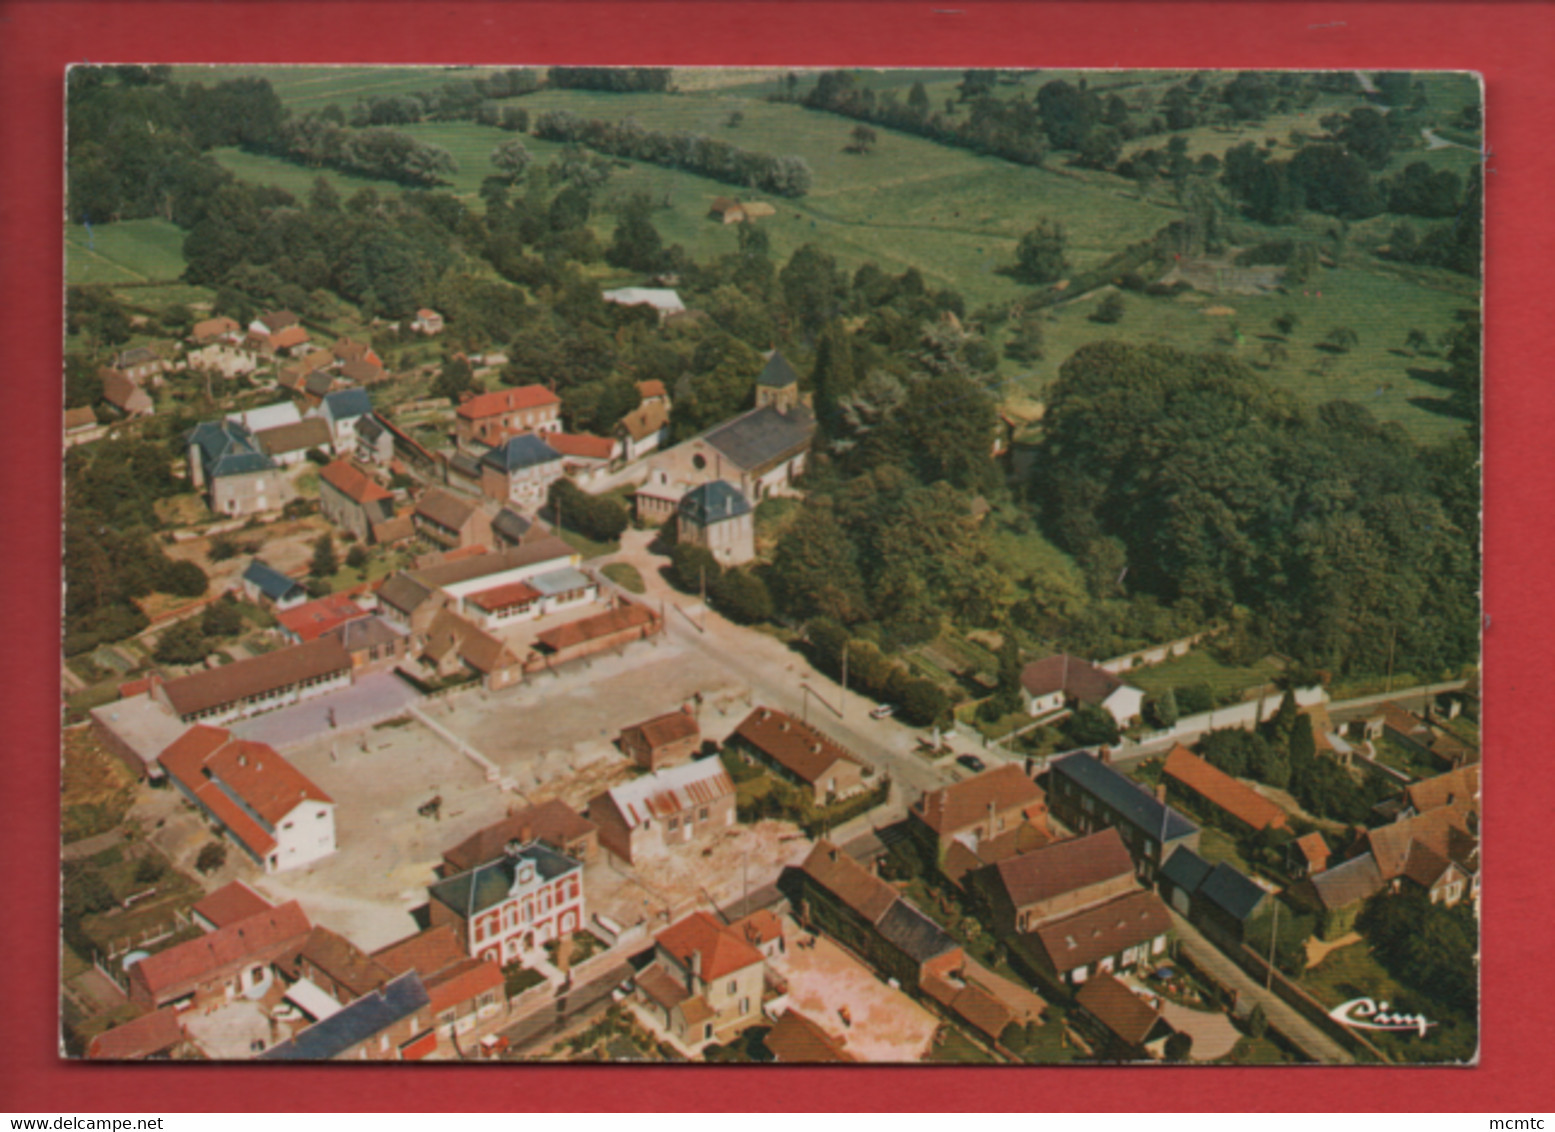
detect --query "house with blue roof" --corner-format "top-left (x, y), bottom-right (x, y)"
top-left (478, 433), bottom-right (565, 507)
top-left (676, 480), bottom-right (754, 565)
top-left (1045, 752), bottom-right (1200, 881)
top-left (259, 971), bottom-right (434, 1061)
top-left (1158, 846), bottom-right (1272, 944)
top-left (240, 559), bottom-right (307, 610)
top-left (186, 419), bottom-right (289, 518)
top-left (314, 388), bottom-right (374, 449)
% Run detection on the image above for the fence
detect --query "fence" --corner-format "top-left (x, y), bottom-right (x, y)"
top-left (1224, 941), bottom-right (1391, 1063)
top-left (1126, 685), bottom-right (1329, 749)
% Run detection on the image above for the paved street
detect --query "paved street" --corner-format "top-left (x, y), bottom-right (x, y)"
top-left (1169, 911), bottom-right (1354, 1064)
top-left (498, 960), bottom-right (633, 1058)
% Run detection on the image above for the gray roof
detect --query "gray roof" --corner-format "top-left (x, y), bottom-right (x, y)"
top-left (758, 350), bottom-right (799, 388)
top-left (304, 371), bottom-right (335, 398)
top-left (480, 434), bottom-right (563, 474)
top-left (1310, 853), bottom-right (1385, 911)
top-left (324, 388), bottom-right (373, 422)
top-left (329, 615), bottom-right (404, 652)
top-left (187, 420), bottom-right (275, 479)
top-left (529, 567), bottom-right (593, 597)
top-left (259, 971), bottom-right (428, 1061)
top-left (702, 404), bottom-right (814, 475)
top-left (447, 450), bottom-right (483, 479)
top-left (377, 572), bottom-right (434, 616)
top-left (874, 899), bottom-right (959, 965)
top-left (1050, 753), bottom-right (1198, 843)
top-left (427, 842), bottom-right (581, 919)
top-left (491, 508), bottom-right (533, 544)
top-left (356, 413), bottom-right (386, 444)
top-left (243, 559), bottom-right (304, 602)
top-left (1160, 846), bottom-right (1213, 895)
top-left (1198, 862), bottom-right (1269, 923)
top-left (678, 480), bottom-right (751, 526)
top-left (116, 346), bottom-right (159, 366)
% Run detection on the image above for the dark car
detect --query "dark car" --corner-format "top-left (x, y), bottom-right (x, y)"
top-left (956, 754), bottom-right (986, 773)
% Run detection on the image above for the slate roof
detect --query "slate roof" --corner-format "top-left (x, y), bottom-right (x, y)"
top-left (1075, 972), bottom-right (1163, 1047)
top-left (1049, 752), bottom-right (1198, 842)
top-left (1161, 846), bottom-right (1214, 895)
top-left (303, 371), bottom-right (337, 399)
top-left (480, 433), bottom-right (563, 473)
top-left (1197, 862), bottom-right (1269, 923)
top-left (188, 420), bottom-right (275, 479)
top-left (356, 413), bottom-right (386, 444)
top-left (758, 350), bottom-right (799, 388)
top-left (678, 480), bottom-right (752, 526)
top-left (159, 638), bottom-right (353, 719)
top-left (656, 911), bottom-right (765, 982)
top-left (913, 763), bottom-right (1044, 836)
top-left (242, 559), bottom-right (304, 603)
top-left (732, 707), bottom-right (864, 787)
top-left (259, 971), bottom-right (429, 1060)
top-left (1031, 889), bottom-right (1172, 976)
top-left (427, 842), bottom-right (582, 920)
top-left (990, 828), bottom-right (1134, 911)
top-left (701, 404), bottom-right (814, 474)
top-left (442, 800), bottom-right (596, 873)
top-left (1163, 744), bottom-right (1288, 832)
top-left (1309, 853), bottom-right (1385, 910)
top-left (875, 898), bottom-right (960, 965)
top-left (594, 758), bottom-right (734, 831)
top-left (491, 507), bottom-right (533, 545)
top-left (323, 388), bottom-right (373, 422)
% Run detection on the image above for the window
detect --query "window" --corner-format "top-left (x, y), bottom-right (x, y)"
top-left (699, 807), bottom-right (709, 821)
top-left (727, 980), bottom-right (737, 995)
top-left (668, 816), bottom-right (679, 831)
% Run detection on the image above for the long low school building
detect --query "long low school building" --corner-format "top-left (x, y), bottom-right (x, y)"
top-left (153, 637), bottom-right (354, 725)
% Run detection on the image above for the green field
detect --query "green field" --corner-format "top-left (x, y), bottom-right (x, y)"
top-left (1124, 650), bottom-right (1286, 701)
top-left (66, 219), bottom-right (188, 285)
top-left (173, 64), bottom-right (503, 113)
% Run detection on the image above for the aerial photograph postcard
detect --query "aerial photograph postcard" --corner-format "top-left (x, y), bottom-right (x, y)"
top-left (60, 64), bottom-right (1480, 1065)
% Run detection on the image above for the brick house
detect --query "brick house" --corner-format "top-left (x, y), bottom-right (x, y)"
top-left (372, 926), bottom-right (505, 1052)
top-left (908, 763), bottom-right (1049, 871)
top-left (319, 459), bottom-right (395, 543)
top-left (634, 912), bottom-right (765, 1050)
top-left (1044, 752), bottom-right (1200, 881)
top-left (1162, 744), bottom-right (1288, 834)
top-left (427, 841), bottom-right (585, 965)
top-left (455, 386), bottom-right (560, 447)
top-left (258, 971), bottom-right (435, 1061)
top-left (282, 926), bottom-right (394, 1006)
top-left (1073, 972), bottom-right (1174, 1060)
top-left (440, 799), bottom-right (598, 874)
top-left (127, 900), bottom-right (312, 1011)
top-left (588, 757), bottom-right (736, 864)
top-left (478, 433), bottom-right (566, 507)
top-left (618, 706), bottom-right (701, 771)
top-left (186, 419), bottom-right (289, 518)
top-left (729, 707), bottom-right (872, 805)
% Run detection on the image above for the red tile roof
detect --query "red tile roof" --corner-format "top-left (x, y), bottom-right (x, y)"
top-left (636, 380), bottom-right (668, 400)
top-left (912, 763), bottom-right (1044, 836)
top-left (277, 593), bottom-right (367, 642)
top-left (467, 580), bottom-right (543, 613)
top-left (270, 325), bottom-right (310, 349)
top-left (1402, 765), bottom-right (1481, 817)
top-left (1164, 745), bottom-right (1288, 832)
top-left (655, 911), bottom-right (764, 983)
top-left (191, 881), bottom-right (274, 930)
top-left (86, 1006), bottom-right (186, 1060)
top-left (992, 828), bottom-right (1134, 911)
top-left (621, 708), bottom-right (699, 753)
top-left (1294, 832), bottom-right (1330, 873)
top-left (548, 432), bottom-right (616, 461)
top-left (733, 707), bottom-right (864, 786)
top-left (320, 459), bottom-right (393, 505)
top-left (1019, 654), bottom-right (1125, 704)
top-left (456, 385), bottom-right (558, 421)
top-left (441, 800), bottom-right (596, 873)
top-left (764, 1009), bottom-right (853, 1062)
top-left (373, 925), bottom-right (468, 979)
top-left (733, 909), bottom-right (784, 949)
top-left (1032, 889), bottom-right (1172, 976)
top-left (1075, 971), bottom-right (1163, 1047)
top-left (426, 956), bottom-right (504, 1015)
top-left (129, 901), bottom-right (311, 1005)
top-left (536, 601), bottom-right (656, 652)
top-left (159, 637), bottom-right (353, 718)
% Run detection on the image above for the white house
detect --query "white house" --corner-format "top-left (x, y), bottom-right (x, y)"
top-left (157, 725), bottom-right (337, 874)
top-left (312, 388), bottom-right (375, 450)
top-left (1020, 654), bottom-right (1145, 727)
top-left (227, 401), bottom-right (303, 434)
top-left (427, 842), bottom-right (584, 965)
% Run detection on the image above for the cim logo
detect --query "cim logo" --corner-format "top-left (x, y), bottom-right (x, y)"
top-left (1327, 996), bottom-right (1438, 1037)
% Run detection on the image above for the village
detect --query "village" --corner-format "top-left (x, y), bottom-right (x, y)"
top-left (63, 297), bottom-right (1479, 1066)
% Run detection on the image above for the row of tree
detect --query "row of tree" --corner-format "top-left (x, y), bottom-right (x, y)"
top-left (532, 109), bottom-right (814, 197)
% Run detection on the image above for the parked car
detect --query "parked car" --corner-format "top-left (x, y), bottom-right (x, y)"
top-left (956, 754), bottom-right (986, 773)
top-left (870, 704), bottom-right (896, 720)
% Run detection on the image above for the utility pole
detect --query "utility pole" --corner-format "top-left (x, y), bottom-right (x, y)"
top-left (841, 641), bottom-right (848, 720)
top-left (1265, 897), bottom-right (1279, 990)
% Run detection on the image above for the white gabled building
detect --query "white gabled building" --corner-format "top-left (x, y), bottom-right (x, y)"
top-left (157, 725), bottom-right (337, 874)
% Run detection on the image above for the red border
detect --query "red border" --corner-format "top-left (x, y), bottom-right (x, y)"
top-left (4, 1), bottom-right (1550, 1112)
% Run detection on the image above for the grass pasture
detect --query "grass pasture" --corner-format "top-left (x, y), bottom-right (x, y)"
top-left (173, 64), bottom-right (503, 114)
top-left (66, 219), bottom-right (188, 285)
top-left (1124, 650), bottom-right (1286, 702)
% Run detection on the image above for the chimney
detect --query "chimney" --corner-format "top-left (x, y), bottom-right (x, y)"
top-left (690, 950), bottom-right (702, 982)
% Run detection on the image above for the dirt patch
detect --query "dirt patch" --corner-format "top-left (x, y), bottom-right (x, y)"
top-left (1202, 305), bottom-right (1238, 317)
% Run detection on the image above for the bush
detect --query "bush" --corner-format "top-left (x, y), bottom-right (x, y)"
top-left (194, 841), bottom-right (227, 875)
top-left (132, 855), bottom-right (164, 886)
top-left (1090, 292), bottom-right (1126, 324)
top-left (711, 568), bottom-right (774, 624)
top-left (669, 542), bottom-right (721, 594)
top-left (345, 544), bottom-right (369, 570)
top-left (160, 559), bottom-right (209, 598)
top-left (201, 595), bottom-right (244, 638)
top-left (549, 479), bottom-right (629, 544)
top-left (153, 618), bottom-right (209, 665)
top-left (1175, 683), bottom-right (1215, 715)
top-left (208, 533), bottom-right (239, 561)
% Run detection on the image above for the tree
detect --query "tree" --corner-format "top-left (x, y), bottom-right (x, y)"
top-left (847, 124), bottom-right (878, 154)
top-left (433, 355), bottom-right (478, 403)
top-left (989, 635), bottom-right (1024, 717)
top-left (1090, 292), bottom-right (1126, 324)
top-left (605, 192), bottom-right (666, 274)
top-left (1145, 688), bottom-right (1179, 729)
top-left (133, 855), bottom-right (165, 886)
top-left (346, 544), bottom-right (370, 570)
top-left (195, 841), bottom-right (228, 875)
top-left (900, 677), bottom-right (950, 727)
top-left (1321, 326), bottom-right (1360, 353)
top-left (1247, 1004), bottom-right (1269, 1039)
top-left (1272, 312), bottom-right (1298, 338)
top-left (153, 618), bottom-right (209, 665)
top-left (1404, 328), bottom-right (1430, 355)
top-left (669, 542), bottom-right (722, 595)
top-left (1004, 306), bottom-right (1045, 363)
top-left (490, 139), bottom-right (532, 182)
top-left (1063, 703), bottom-right (1120, 748)
top-left (208, 533), bottom-right (239, 561)
top-left (200, 595), bottom-right (244, 638)
top-left (711, 568), bottom-right (774, 624)
top-left (161, 559), bottom-right (210, 598)
top-left (1013, 219), bottom-right (1067, 284)
top-left (310, 533), bottom-right (338, 579)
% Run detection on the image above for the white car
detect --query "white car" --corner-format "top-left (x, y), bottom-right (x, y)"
top-left (869, 704), bottom-right (896, 720)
